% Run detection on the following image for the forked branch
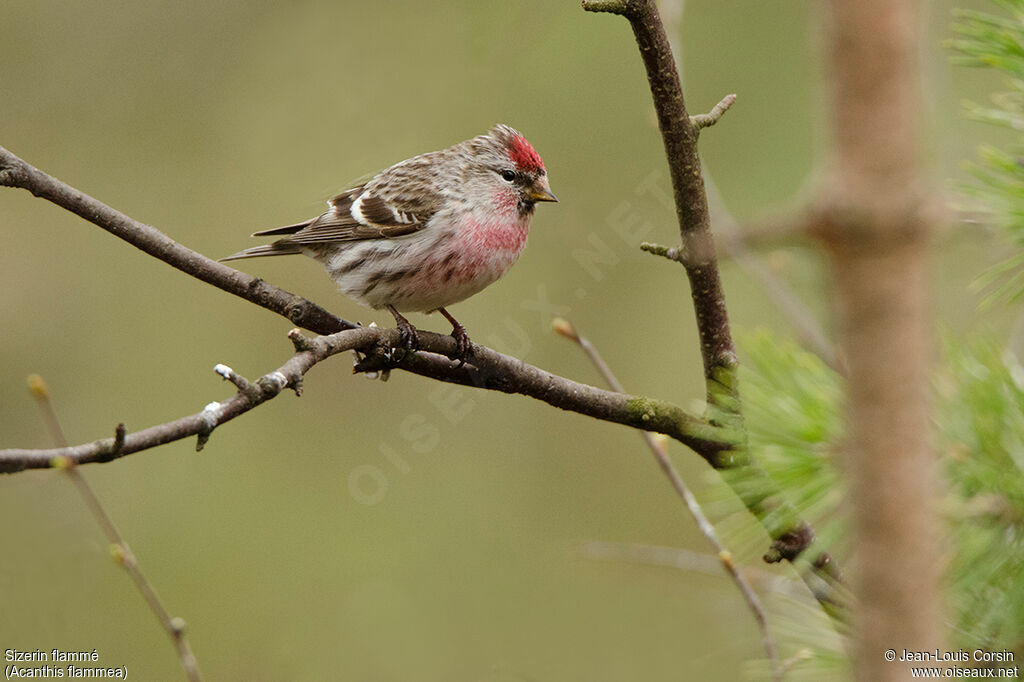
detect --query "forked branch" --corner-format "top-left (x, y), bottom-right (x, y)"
top-left (583, 0), bottom-right (845, 619)
top-left (0, 322), bottom-right (735, 473)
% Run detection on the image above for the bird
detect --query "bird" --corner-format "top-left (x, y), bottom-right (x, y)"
top-left (221, 124), bottom-right (556, 362)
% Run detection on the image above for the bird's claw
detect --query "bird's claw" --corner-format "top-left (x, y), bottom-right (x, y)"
top-left (387, 305), bottom-right (420, 354)
top-left (397, 321), bottom-right (420, 353)
top-left (450, 324), bottom-right (473, 367)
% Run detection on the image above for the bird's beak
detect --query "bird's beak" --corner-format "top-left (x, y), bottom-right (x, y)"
top-left (529, 176), bottom-right (559, 203)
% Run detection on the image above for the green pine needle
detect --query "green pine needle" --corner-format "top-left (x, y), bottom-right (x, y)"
top-left (951, 0), bottom-right (1024, 303)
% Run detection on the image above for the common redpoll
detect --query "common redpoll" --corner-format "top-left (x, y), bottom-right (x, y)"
top-left (222, 124), bottom-right (556, 360)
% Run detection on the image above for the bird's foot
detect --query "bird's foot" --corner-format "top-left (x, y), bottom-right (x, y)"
top-left (387, 305), bottom-right (420, 353)
top-left (439, 307), bottom-right (474, 366)
top-left (397, 321), bottom-right (420, 353)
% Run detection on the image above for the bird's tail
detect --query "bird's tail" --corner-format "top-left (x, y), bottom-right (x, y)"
top-left (250, 219), bottom-right (315, 237)
top-left (219, 243), bottom-right (304, 262)
top-left (219, 218), bottom-right (315, 262)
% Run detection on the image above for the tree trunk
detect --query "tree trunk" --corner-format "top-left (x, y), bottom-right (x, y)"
top-left (818, 0), bottom-right (943, 679)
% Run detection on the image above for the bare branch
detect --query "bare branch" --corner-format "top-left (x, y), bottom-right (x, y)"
top-left (26, 373), bottom-right (69, 446)
top-left (1, 325), bottom-right (733, 473)
top-left (110, 423), bottom-right (126, 458)
top-left (556, 319), bottom-right (780, 680)
top-left (639, 241), bottom-right (683, 263)
top-left (287, 328), bottom-right (317, 353)
top-left (590, 0), bottom-right (737, 379)
top-left (30, 377), bottom-right (202, 682)
top-left (582, 0), bottom-right (632, 16)
top-left (690, 93), bottom-right (737, 131)
top-left (2, 327), bottom-right (374, 472)
top-left (213, 363), bottom-right (257, 397)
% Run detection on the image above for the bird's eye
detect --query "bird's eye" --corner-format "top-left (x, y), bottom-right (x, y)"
top-left (500, 169), bottom-right (516, 182)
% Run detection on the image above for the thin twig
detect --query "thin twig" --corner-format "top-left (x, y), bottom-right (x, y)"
top-left (4, 327), bottom-right (373, 470)
top-left (690, 93), bottom-right (737, 130)
top-left (578, 540), bottom-right (805, 599)
top-left (554, 320), bottom-right (781, 681)
top-left (581, 0), bottom-right (631, 15)
top-left (27, 375), bottom-right (202, 682)
top-left (639, 241), bottom-right (683, 263)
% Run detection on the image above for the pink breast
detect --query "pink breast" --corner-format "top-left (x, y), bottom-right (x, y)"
top-left (441, 214), bottom-right (528, 284)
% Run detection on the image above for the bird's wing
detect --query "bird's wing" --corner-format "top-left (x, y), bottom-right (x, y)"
top-left (255, 153), bottom-right (448, 246)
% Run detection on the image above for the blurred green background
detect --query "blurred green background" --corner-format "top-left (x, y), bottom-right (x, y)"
top-left (0, 1), bottom-right (1012, 679)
